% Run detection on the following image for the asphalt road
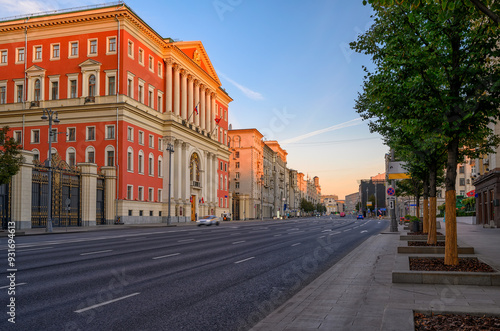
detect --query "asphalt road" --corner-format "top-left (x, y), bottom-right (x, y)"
top-left (0, 215), bottom-right (388, 331)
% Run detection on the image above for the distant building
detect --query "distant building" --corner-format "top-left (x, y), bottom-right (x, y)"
top-left (345, 192), bottom-right (359, 214)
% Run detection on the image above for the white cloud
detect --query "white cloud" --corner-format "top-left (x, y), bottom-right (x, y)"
top-left (280, 118), bottom-right (363, 144)
top-left (218, 72), bottom-right (264, 101)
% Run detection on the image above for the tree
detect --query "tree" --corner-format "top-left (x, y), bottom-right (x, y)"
top-left (352, 3), bottom-right (500, 265)
top-left (0, 126), bottom-right (23, 185)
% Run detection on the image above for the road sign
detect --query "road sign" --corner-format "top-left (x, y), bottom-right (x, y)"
top-left (389, 200), bottom-right (395, 209)
top-left (387, 187), bottom-right (395, 196)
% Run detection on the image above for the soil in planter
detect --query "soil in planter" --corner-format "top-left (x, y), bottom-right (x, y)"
top-left (408, 231), bottom-right (443, 236)
top-left (408, 241), bottom-right (445, 247)
top-left (409, 257), bottom-right (495, 272)
top-left (414, 312), bottom-right (500, 330)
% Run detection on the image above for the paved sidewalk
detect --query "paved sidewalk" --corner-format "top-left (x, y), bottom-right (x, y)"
top-left (250, 222), bottom-right (500, 331)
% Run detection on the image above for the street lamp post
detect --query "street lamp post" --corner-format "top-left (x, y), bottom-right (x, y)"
top-left (41, 109), bottom-right (60, 233)
top-left (166, 142), bottom-right (175, 225)
top-left (260, 175), bottom-right (264, 220)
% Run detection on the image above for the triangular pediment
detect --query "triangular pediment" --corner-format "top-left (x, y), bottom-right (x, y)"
top-left (79, 59), bottom-right (102, 68)
top-left (25, 64), bottom-right (46, 73)
top-left (174, 41), bottom-right (220, 85)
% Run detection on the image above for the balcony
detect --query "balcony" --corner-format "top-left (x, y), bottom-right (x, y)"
top-left (191, 181), bottom-right (201, 188)
top-left (30, 101), bottom-right (40, 108)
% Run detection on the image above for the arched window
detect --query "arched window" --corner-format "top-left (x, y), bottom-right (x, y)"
top-left (220, 174), bottom-right (223, 190)
top-left (138, 150), bottom-right (144, 174)
top-left (66, 147), bottom-right (76, 167)
top-left (34, 79), bottom-right (41, 101)
top-left (89, 74), bottom-right (96, 97)
top-left (189, 153), bottom-right (200, 182)
top-left (105, 145), bottom-right (115, 167)
top-left (85, 146), bottom-right (95, 163)
top-left (127, 147), bottom-right (134, 171)
top-left (32, 149), bottom-right (40, 162)
top-left (224, 175), bottom-right (227, 191)
top-left (158, 156), bottom-right (163, 177)
top-left (148, 153), bottom-right (154, 176)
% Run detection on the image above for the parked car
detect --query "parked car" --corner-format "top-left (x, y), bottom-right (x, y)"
top-left (196, 215), bottom-right (220, 226)
top-left (340, 212), bottom-right (346, 217)
top-left (357, 214), bottom-right (364, 220)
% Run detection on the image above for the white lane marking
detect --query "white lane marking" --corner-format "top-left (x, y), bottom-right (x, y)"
top-left (232, 241), bottom-right (246, 244)
top-left (319, 236), bottom-right (326, 239)
top-left (75, 293), bottom-right (140, 313)
top-left (17, 247), bottom-right (54, 252)
top-left (322, 229), bottom-right (332, 232)
top-left (0, 282), bottom-right (26, 289)
top-left (291, 243), bottom-right (301, 247)
top-left (177, 239), bottom-right (195, 243)
top-left (361, 230), bottom-right (368, 233)
top-left (344, 229), bottom-right (352, 232)
top-left (125, 237), bottom-right (147, 241)
top-left (274, 234), bottom-right (282, 237)
top-left (80, 250), bottom-right (113, 256)
top-left (235, 257), bottom-right (255, 264)
top-left (329, 231), bottom-right (341, 235)
top-left (152, 253), bottom-right (180, 260)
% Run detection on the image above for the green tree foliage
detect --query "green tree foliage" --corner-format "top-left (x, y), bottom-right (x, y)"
top-left (0, 126), bottom-right (23, 185)
top-left (300, 198), bottom-right (315, 213)
top-left (351, 2), bottom-right (500, 264)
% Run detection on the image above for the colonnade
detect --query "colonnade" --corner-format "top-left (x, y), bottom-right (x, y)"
top-left (165, 59), bottom-right (218, 136)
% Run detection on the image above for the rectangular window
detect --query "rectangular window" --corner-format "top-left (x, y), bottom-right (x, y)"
top-left (158, 158), bottom-right (162, 177)
top-left (138, 48), bottom-right (144, 64)
top-left (149, 135), bottom-right (154, 148)
top-left (127, 79), bottom-right (132, 97)
top-left (108, 76), bottom-right (115, 95)
top-left (107, 150), bottom-right (115, 166)
top-left (108, 37), bottom-right (116, 53)
top-left (50, 128), bottom-right (57, 143)
top-left (138, 84), bottom-right (143, 103)
top-left (70, 42), bottom-right (78, 57)
top-left (138, 131), bottom-right (144, 145)
top-left (148, 188), bottom-right (153, 201)
top-left (139, 210), bottom-right (143, 216)
top-left (67, 128), bottom-right (76, 141)
top-left (235, 151), bottom-right (240, 158)
top-left (148, 156), bottom-right (153, 175)
top-left (52, 44), bottom-right (60, 59)
top-left (459, 178), bottom-right (465, 186)
top-left (127, 127), bottom-right (133, 141)
top-left (149, 210), bottom-right (153, 216)
top-left (158, 138), bottom-right (163, 151)
top-left (1, 50), bottom-right (7, 64)
top-left (158, 189), bottom-right (162, 202)
top-left (236, 182), bottom-right (240, 189)
top-left (89, 39), bottom-right (97, 55)
top-left (235, 172), bottom-right (240, 179)
top-left (128, 40), bottom-right (134, 58)
top-left (138, 154), bottom-right (143, 174)
top-left (149, 90), bottom-right (153, 107)
top-left (0, 86), bottom-right (5, 104)
top-left (236, 162), bottom-right (240, 168)
top-left (17, 48), bottom-right (24, 62)
top-left (106, 125), bottom-right (115, 139)
top-left (459, 166), bottom-right (465, 174)
top-left (34, 46), bottom-right (42, 60)
top-left (14, 131), bottom-right (21, 144)
top-left (31, 129), bottom-right (40, 143)
top-left (158, 62), bottom-right (163, 77)
top-left (127, 185), bottom-right (133, 200)
top-left (128, 209), bottom-right (133, 216)
top-left (51, 81), bottom-right (59, 100)
top-left (138, 187), bottom-right (144, 200)
top-left (87, 126), bottom-right (95, 141)
top-left (149, 55), bottom-right (153, 71)
top-left (157, 94), bottom-right (163, 112)
top-left (70, 80), bottom-right (77, 98)
top-left (16, 84), bottom-right (23, 103)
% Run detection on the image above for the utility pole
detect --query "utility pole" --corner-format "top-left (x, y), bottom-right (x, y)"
top-left (166, 142), bottom-right (174, 225)
top-left (390, 149), bottom-right (398, 232)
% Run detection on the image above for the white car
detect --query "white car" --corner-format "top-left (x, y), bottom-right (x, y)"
top-left (196, 215), bottom-right (220, 226)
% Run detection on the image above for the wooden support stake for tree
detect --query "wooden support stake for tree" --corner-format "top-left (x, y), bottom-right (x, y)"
top-left (423, 198), bottom-right (429, 234)
top-left (427, 197), bottom-right (437, 244)
top-left (445, 190), bottom-right (458, 265)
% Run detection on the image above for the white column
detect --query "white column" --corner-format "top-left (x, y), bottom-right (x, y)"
top-left (200, 85), bottom-right (206, 130)
top-left (206, 152), bottom-right (211, 204)
top-left (173, 64), bottom-right (180, 117)
top-left (194, 81), bottom-right (200, 126)
top-left (205, 91), bottom-right (211, 132)
top-left (188, 75), bottom-right (193, 123)
top-left (175, 139), bottom-right (182, 199)
top-left (212, 154), bottom-right (217, 208)
top-left (166, 59), bottom-right (173, 113)
top-left (181, 70), bottom-right (187, 120)
top-left (181, 142), bottom-right (189, 203)
top-left (211, 95), bottom-right (217, 135)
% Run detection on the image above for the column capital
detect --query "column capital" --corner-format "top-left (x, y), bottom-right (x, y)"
top-left (199, 84), bottom-right (205, 90)
top-left (182, 142), bottom-right (190, 149)
top-left (180, 69), bottom-right (187, 77)
top-left (173, 63), bottom-right (180, 71)
top-left (165, 58), bottom-right (174, 66)
top-left (187, 74), bottom-right (193, 81)
top-left (194, 79), bottom-right (200, 87)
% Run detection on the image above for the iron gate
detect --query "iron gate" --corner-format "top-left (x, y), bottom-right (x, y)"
top-left (0, 182), bottom-right (10, 230)
top-left (32, 154), bottom-right (81, 227)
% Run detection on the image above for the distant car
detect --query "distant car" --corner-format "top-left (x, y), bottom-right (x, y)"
top-left (357, 214), bottom-right (364, 220)
top-left (222, 213), bottom-right (231, 221)
top-left (340, 212), bottom-right (346, 217)
top-left (196, 215), bottom-right (220, 226)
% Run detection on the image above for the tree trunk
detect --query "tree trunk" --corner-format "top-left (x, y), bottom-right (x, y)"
top-left (423, 177), bottom-right (429, 234)
top-left (427, 167), bottom-right (437, 244)
top-left (444, 137), bottom-right (459, 265)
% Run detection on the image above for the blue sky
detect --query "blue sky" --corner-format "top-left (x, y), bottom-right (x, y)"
top-left (1, 0), bottom-right (388, 199)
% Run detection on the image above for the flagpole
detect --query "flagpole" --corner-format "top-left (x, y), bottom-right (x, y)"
top-left (187, 102), bottom-right (199, 123)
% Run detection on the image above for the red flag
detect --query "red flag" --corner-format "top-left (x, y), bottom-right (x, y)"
top-left (194, 103), bottom-right (199, 115)
top-left (215, 117), bottom-right (221, 124)
top-left (201, 197), bottom-right (204, 203)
